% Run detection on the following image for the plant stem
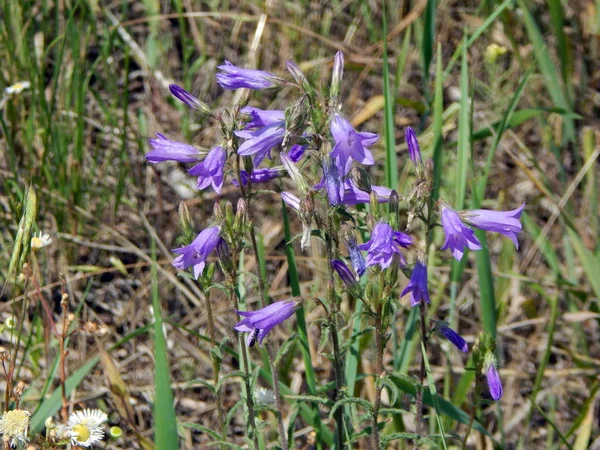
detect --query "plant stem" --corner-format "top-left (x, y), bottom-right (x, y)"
top-left (325, 213), bottom-right (346, 448)
top-left (371, 271), bottom-right (386, 450)
top-left (416, 301), bottom-right (429, 435)
top-left (203, 287), bottom-right (225, 438)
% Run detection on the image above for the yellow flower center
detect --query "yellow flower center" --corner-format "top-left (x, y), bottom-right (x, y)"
top-left (72, 423), bottom-right (91, 442)
top-left (31, 236), bottom-right (43, 249)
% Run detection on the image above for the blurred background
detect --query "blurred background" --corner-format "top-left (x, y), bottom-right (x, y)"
top-left (0, 0), bottom-right (599, 448)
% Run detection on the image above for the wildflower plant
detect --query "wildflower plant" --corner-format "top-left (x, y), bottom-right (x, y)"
top-left (147, 51), bottom-right (524, 448)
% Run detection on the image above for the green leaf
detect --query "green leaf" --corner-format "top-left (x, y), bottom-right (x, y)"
top-left (567, 228), bottom-right (600, 299)
top-left (382, 9), bottom-right (397, 191)
top-left (181, 422), bottom-right (221, 440)
top-left (151, 240), bottom-right (179, 449)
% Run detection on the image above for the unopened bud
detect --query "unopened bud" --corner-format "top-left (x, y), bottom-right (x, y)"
top-left (45, 416), bottom-right (55, 430)
top-left (330, 51), bottom-right (344, 100)
top-left (224, 201), bottom-right (234, 225)
top-left (349, 167), bottom-right (371, 194)
top-left (369, 191), bottom-right (380, 219)
top-left (213, 203), bottom-right (224, 222)
top-left (281, 153), bottom-right (308, 195)
top-left (323, 156), bottom-right (342, 206)
top-left (234, 199), bottom-right (247, 233)
top-left (169, 84), bottom-right (211, 115)
top-left (286, 61), bottom-right (315, 96)
top-left (216, 239), bottom-right (234, 276)
top-left (405, 127), bottom-right (422, 165)
top-left (331, 260), bottom-right (362, 298)
top-left (243, 155), bottom-right (254, 175)
top-left (178, 201), bottom-right (193, 237)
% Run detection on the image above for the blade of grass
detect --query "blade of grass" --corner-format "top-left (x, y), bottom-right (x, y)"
top-left (281, 201), bottom-right (330, 448)
top-left (151, 240), bottom-right (179, 450)
top-left (517, 0), bottom-right (575, 143)
top-left (382, 4), bottom-right (398, 191)
top-left (421, 0), bottom-right (436, 102)
top-left (430, 44), bottom-right (444, 203)
top-left (421, 342), bottom-right (448, 450)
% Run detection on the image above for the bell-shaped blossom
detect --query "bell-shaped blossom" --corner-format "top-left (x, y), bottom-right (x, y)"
top-left (341, 182), bottom-right (393, 205)
top-left (236, 122), bottom-right (286, 165)
top-left (217, 61), bottom-right (281, 90)
top-left (188, 146), bottom-right (226, 193)
top-left (168, 84), bottom-right (210, 114)
top-left (440, 204), bottom-right (482, 261)
top-left (330, 113), bottom-right (377, 175)
top-left (405, 127), bottom-right (422, 165)
top-left (344, 235), bottom-right (366, 277)
top-left (330, 51), bottom-right (344, 98)
top-left (324, 157), bottom-right (342, 206)
top-left (241, 106), bottom-right (285, 128)
top-left (172, 226), bottom-right (221, 278)
top-left (462, 203), bottom-right (525, 248)
top-left (234, 299), bottom-right (299, 347)
top-left (234, 168), bottom-right (283, 186)
top-left (435, 321), bottom-right (468, 352)
top-left (486, 362), bottom-right (503, 400)
top-left (401, 259), bottom-right (430, 306)
top-left (359, 221), bottom-right (412, 270)
top-left (146, 133), bottom-right (201, 163)
top-left (287, 144), bottom-right (306, 163)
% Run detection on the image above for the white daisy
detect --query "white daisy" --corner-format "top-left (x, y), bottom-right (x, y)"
top-left (4, 81), bottom-right (31, 96)
top-left (30, 232), bottom-right (52, 250)
top-left (67, 409), bottom-right (108, 448)
top-left (0, 409), bottom-right (30, 447)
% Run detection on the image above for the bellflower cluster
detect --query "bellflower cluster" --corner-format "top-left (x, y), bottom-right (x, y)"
top-left (146, 49), bottom-right (522, 448)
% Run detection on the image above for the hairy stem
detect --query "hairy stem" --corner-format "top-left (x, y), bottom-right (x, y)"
top-left (203, 288), bottom-right (225, 438)
top-left (371, 271), bottom-right (386, 449)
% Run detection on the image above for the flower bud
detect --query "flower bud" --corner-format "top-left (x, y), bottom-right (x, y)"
top-left (216, 239), bottom-right (234, 276)
top-left (323, 156), bottom-right (342, 206)
top-left (234, 199), bottom-right (247, 234)
top-left (224, 201), bottom-right (234, 226)
top-left (331, 260), bottom-right (362, 298)
top-left (286, 61), bottom-right (315, 96)
top-left (213, 203), bottom-right (224, 222)
top-left (281, 153), bottom-right (308, 195)
top-left (243, 155), bottom-right (254, 175)
top-left (178, 201), bottom-right (194, 239)
top-left (169, 84), bottom-right (211, 116)
top-left (369, 191), bottom-right (380, 219)
top-left (434, 320), bottom-right (468, 352)
top-left (405, 127), bottom-right (422, 165)
top-left (330, 51), bottom-right (344, 100)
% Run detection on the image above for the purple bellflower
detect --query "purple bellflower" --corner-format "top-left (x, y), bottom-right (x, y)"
top-left (462, 203), bottom-right (525, 248)
top-left (359, 221), bottom-right (412, 270)
top-left (401, 259), bottom-right (430, 306)
top-left (146, 133), bottom-right (201, 163)
top-left (405, 127), bottom-right (422, 165)
top-left (324, 157), bottom-right (343, 205)
top-left (332, 260), bottom-right (357, 286)
top-left (234, 168), bottom-right (283, 186)
top-left (234, 299), bottom-right (299, 347)
top-left (344, 235), bottom-right (366, 277)
top-left (341, 182), bottom-right (393, 205)
top-left (281, 191), bottom-right (300, 211)
top-left (436, 321), bottom-right (468, 352)
top-left (217, 61), bottom-right (281, 90)
top-left (242, 106), bottom-right (285, 127)
top-left (168, 84), bottom-right (210, 114)
top-left (187, 146), bottom-right (226, 194)
top-left (330, 113), bottom-right (377, 175)
top-left (486, 361), bottom-right (503, 400)
top-left (440, 204), bottom-right (482, 261)
top-left (172, 226), bottom-right (221, 279)
top-left (236, 123), bottom-right (285, 165)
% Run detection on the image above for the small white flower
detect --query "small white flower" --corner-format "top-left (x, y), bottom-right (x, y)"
top-left (0, 409), bottom-right (30, 447)
top-left (31, 231), bottom-right (52, 250)
top-left (67, 409), bottom-right (108, 448)
top-left (255, 387), bottom-right (275, 404)
top-left (4, 81), bottom-right (31, 95)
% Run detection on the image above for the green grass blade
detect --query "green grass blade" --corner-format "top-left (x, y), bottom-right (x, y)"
top-left (455, 42), bottom-right (469, 211)
top-left (517, 0), bottom-right (574, 143)
top-left (421, 342), bottom-right (448, 450)
top-left (430, 44), bottom-right (444, 203)
top-left (382, 6), bottom-right (398, 191)
top-left (421, 0), bottom-right (436, 100)
top-left (151, 240), bottom-right (179, 449)
top-left (281, 201), bottom-right (330, 448)
top-left (567, 228), bottom-right (600, 300)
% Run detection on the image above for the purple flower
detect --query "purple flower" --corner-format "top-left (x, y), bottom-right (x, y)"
top-left (405, 127), bottom-right (422, 165)
top-left (287, 144), bottom-right (306, 163)
top-left (241, 107), bottom-right (285, 128)
top-left (463, 203), bottom-right (525, 248)
top-left (486, 363), bottom-right (503, 400)
top-left (234, 168), bottom-right (283, 186)
top-left (341, 182), bottom-right (393, 205)
top-left (146, 133), bottom-right (201, 163)
top-left (332, 260), bottom-right (357, 287)
top-left (401, 259), bottom-right (430, 306)
top-left (169, 84), bottom-right (210, 114)
top-left (217, 61), bottom-right (280, 90)
top-left (234, 299), bottom-right (299, 347)
top-left (324, 157), bottom-right (342, 206)
top-left (344, 235), bottom-right (366, 277)
top-left (236, 123), bottom-right (285, 165)
top-left (188, 146), bottom-right (226, 194)
top-left (436, 321), bottom-right (468, 352)
top-left (358, 221), bottom-right (412, 270)
top-left (440, 204), bottom-right (482, 261)
top-left (330, 113), bottom-right (377, 175)
top-left (172, 226), bottom-right (221, 278)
